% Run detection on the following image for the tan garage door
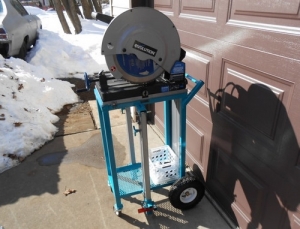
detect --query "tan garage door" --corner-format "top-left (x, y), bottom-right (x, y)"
top-left (154, 1), bottom-right (300, 228)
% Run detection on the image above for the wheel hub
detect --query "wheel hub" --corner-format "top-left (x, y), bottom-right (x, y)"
top-left (183, 191), bottom-right (190, 197)
top-left (180, 187), bottom-right (198, 203)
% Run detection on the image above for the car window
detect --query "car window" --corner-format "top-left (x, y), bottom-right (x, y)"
top-left (0, 0), bottom-right (3, 13)
top-left (10, 0), bottom-right (28, 16)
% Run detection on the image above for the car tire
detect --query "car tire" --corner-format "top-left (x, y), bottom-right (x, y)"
top-left (33, 31), bottom-right (40, 47)
top-left (33, 25), bottom-right (42, 47)
top-left (18, 41), bottom-right (27, 60)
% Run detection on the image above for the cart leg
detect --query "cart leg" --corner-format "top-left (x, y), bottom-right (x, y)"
top-left (102, 109), bottom-right (123, 212)
top-left (136, 104), bottom-right (155, 213)
top-left (96, 95), bottom-right (111, 177)
top-left (95, 89), bottom-right (124, 213)
top-left (164, 100), bottom-right (172, 146)
top-left (139, 110), bottom-right (151, 200)
top-left (125, 107), bottom-right (136, 164)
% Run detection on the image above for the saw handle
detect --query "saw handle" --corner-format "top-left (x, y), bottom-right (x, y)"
top-left (183, 73), bottom-right (205, 106)
top-left (76, 72), bottom-right (91, 93)
top-left (76, 72), bottom-right (100, 93)
top-left (91, 12), bottom-right (114, 24)
top-left (76, 71), bottom-right (114, 93)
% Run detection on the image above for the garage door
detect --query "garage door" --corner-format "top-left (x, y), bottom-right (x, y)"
top-left (154, 1), bottom-right (300, 228)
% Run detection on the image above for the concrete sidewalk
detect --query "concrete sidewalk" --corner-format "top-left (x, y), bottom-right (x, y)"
top-left (0, 101), bottom-right (232, 229)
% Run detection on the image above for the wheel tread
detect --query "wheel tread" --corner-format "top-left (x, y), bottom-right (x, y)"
top-left (169, 175), bottom-right (205, 210)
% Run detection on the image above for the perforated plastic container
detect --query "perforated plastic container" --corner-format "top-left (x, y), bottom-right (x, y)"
top-left (149, 145), bottom-right (180, 185)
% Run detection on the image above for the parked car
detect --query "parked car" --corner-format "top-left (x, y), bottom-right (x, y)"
top-left (0, 0), bottom-right (42, 60)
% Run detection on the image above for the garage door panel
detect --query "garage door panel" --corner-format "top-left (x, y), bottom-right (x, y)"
top-left (223, 49), bottom-right (298, 87)
top-left (179, 0), bottom-right (217, 22)
top-left (209, 149), bottom-right (267, 225)
top-left (187, 95), bottom-right (210, 122)
top-left (186, 120), bottom-right (205, 164)
top-left (154, 0), bottom-right (174, 15)
top-left (220, 60), bottom-right (294, 101)
top-left (209, 145), bottom-right (300, 228)
top-left (178, 31), bottom-right (215, 102)
top-left (220, 60), bottom-right (293, 140)
top-left (154, 0), bottom-right (172, 7)
top-left (228, 0), bottom-right (300, 35)
top-left (183, 45), bottom-right (212, 100)
top-left (178, 30), bottom-right (219, 64)
top-left (186, 106), bottom-right (212, 177)
top-left (218, 59), bottom-right (300, 171)
top-left (230, 0), bottom-right (300, 19)
top-left (186, 100), bottom-right (212, 127)
top-left (182, 0), bottom-right (215, 10)
top-left (233, 0), bottom-right (300, 15)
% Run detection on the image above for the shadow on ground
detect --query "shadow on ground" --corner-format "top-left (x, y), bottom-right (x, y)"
top-left (0, 131), bottom-right (125, 207)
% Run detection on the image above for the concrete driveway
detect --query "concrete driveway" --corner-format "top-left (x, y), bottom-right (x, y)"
top-left (0, 95), bottom-right (233, 229)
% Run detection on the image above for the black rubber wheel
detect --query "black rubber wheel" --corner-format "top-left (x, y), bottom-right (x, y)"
top-left (169, 175), bottom-right (205, 210)
top-left (18, 41), bottom-right (27, 60)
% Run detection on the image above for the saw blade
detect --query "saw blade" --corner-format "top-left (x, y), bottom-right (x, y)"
top-left (116, 54), bottom-right (163, 83)
top-left (105, 54), bottom-right (164, 84)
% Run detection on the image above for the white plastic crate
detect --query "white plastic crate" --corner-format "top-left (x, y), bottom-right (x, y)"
top-left (149, 145), bottom-right (180, 185)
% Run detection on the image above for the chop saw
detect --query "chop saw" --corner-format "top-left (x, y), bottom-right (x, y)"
top-left (101, 7), bottom-right (182, 84)
top-left (78, 7), bottom-right (205, 215)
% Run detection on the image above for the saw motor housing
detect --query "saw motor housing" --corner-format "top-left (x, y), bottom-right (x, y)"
top-left (101, 7), bottom-right (185, 84)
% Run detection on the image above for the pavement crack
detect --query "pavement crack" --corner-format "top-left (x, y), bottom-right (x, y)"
top-left (89, 170), bottom-right (107, 227)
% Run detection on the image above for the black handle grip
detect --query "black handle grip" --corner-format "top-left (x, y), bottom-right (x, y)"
top-left (91, 12), bottom-right (114, 24)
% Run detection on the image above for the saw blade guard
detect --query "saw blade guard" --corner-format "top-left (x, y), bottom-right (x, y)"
top-left (101, 7), bottom-right (181, 84)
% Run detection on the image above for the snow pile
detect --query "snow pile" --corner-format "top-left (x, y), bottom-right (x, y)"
top-left (27, 7), bottom-right (109, 78)
top-left (0, 7), bottom-right (109, 173)
top-left (0, 57), bottom-right (78, 172)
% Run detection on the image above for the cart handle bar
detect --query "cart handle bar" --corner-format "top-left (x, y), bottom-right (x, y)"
top-left (183, 73), bottom-right (205, 106)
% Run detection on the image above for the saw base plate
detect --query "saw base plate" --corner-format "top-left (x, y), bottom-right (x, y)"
top-left (96, 73), bottom-right (187, 102)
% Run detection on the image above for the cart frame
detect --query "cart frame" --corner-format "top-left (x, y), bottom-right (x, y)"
top-left (95, 74), bottom-right (204, 214)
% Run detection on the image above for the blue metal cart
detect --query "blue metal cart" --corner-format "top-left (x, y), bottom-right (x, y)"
top-left (91, 73), bottom-right (204, 215)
